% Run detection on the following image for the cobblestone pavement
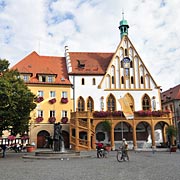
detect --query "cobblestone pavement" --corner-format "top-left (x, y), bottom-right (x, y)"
top-left (0, 150), bottom-right (180, 180)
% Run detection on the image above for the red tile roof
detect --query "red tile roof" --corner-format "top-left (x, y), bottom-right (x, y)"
top-left (161, 84), bottom-right (180, 101)
top-left (12, 51), bottom-right (71, 85)
top-left (69, 52), bottom-right (114, 75)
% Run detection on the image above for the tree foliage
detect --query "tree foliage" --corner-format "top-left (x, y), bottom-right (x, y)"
top-left (0, 59), bottom-right (36, 136)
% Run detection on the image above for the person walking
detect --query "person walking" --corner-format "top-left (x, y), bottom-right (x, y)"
top-left (1, 144), bottom-right (7, 158)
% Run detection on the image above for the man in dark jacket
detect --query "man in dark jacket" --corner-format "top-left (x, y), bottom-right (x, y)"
top-left (1, 144), bottom-right (7, 158)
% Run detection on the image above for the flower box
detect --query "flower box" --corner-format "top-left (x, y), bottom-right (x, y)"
top-left (48, 117), bottom-right (56, 123)
top-left (61, 117), bottom-right (68, 124)
top-left (49, 98), bottom-right (56, 104)
top-left (8, 135), bottom-right (16, 141)
top-left (36, 117), bottom-right (44, 123)
top-left (35, 96), bottom-right (44, 103)
top-left (61, 97), bottom-right (68, 104)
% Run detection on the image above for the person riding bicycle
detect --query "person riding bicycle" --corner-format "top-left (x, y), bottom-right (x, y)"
top-left (121, 138), bottom-right (129, 161)
top-left (96, 142), bottom-right (104, 158)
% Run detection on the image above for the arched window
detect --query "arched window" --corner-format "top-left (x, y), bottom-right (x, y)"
top-left (107, 94), bottom-right (116, 111)
top-left (142, 94), bottom-right (150, 110)
top-left (87, 96), bottom-right (94, 112)
top-left (78, 96), bottom-right (85, 111)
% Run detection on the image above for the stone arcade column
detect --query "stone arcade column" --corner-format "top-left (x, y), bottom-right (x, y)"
top-left (132, 119), bottom-right (137, 149)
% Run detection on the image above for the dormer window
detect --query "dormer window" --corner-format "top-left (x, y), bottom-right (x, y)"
top-left (38, 74), bottom-right (55, 83)
top-left (23, 75), bottom-right (29, 82)
top-left (42, 75), bottom-right (46, 82)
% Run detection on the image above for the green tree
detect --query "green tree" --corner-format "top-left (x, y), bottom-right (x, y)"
top-left (102, 120), bottom-right (112, 142)
top-left (0, 59), bottom-right (36, 136)
top-left (166, 125), bottom-right (177, 146)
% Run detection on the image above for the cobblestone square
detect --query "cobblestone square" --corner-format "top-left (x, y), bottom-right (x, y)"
top-left (0, 150), bottom-right (180, 180)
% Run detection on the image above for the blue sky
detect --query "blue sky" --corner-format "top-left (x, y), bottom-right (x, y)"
top-left (0, 0), bottom-right (180, 91)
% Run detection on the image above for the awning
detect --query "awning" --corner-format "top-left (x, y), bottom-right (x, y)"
top-left (118, 97), bottom-right (134, 120)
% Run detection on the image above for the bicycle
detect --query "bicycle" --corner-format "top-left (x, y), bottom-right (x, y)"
top-left (116, 148), bottom-right (129, 162)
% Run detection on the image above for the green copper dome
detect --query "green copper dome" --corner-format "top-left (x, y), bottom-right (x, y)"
top-left (119, 19), bottom-right (129, 27)
top-left (119, 18), bottom-right (129, 39)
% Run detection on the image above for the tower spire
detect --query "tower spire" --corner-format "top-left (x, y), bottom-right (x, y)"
top-left (119, 12), bottom-right (129, 39)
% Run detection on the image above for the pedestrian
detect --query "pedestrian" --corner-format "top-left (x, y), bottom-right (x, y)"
top-left (1, 144), bottom-right (7, 158)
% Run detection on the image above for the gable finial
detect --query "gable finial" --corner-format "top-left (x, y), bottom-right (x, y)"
top-left (122, 9), bottom-right (124, 20)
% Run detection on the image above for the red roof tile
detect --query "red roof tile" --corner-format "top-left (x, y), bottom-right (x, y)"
top-left (69, 52), bottom-right (114, 75)
top-left (161, 84), bottom-right (180, 101)
top-left (12, 51), bottom-right (71, 85)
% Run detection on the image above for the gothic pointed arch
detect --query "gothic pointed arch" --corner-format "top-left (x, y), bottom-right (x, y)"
top-left (77, 96), bottom-right (85, 111)
top-left (87, 96), bottom-right (94, 112)
top-left (124, 93), bottom-right (135, 111)
top-left (107, 93), bottom-right (116, 111)
top-left (142, 94), bottom-right (151, 110)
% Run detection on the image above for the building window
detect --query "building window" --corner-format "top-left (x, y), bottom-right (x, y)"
top-left (141, 76), bottom-right (144, 84)
top-left (112, 76), bottom-right (115, 84)
top-left (62, 91), bottom-right (67, 98)
top-left (125, 49), bottom-right (128, 56)
top-left (78, 96), bottom-right (85, 111)
top-left (48, 76), bottom-right (53, 83)
top-left (107, 94), bottom-right (116, 111)
top-left (38, 90), bottom-right (44, 97)
top-left (42, 75), bottom-right (46, 82)
top-left (121, 76), bottom-right (124, 84)
top-left (130, 61), bottom-right (133, 68)
top-left (62, 110), bottom-right (67, 117)
top-left (50, 110), bottom-right (55, 117)
top-left (37, 110), bottom-right (43, 117)
top-left (92, 78), bottom-right (96, 85)
top-left (23, 75), bottom-right (29, 82)
top-left (131, 76), bottom-right (134, 84)
top-left (82, 78), bottom-right (85, 85)
top-left (87, 96), bottom-right (94, 112)
top-left (142, 95), bottom-right (150, 110)
top-left (125, 68), bottom-right (129, 77)
top-left (50, 91), bottom-right (56, 98)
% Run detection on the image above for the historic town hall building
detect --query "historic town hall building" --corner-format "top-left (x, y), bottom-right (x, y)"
top-left (12, 18), bottom-right (172, 151)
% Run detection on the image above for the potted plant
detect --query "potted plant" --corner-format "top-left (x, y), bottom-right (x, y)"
top-left (26, 143), bottom-right (35, 152)
top-left (166, 125), bottom-right (177, 152)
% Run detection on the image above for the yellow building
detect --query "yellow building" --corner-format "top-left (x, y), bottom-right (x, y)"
top-left (12, 52), bottom-right (73, 148)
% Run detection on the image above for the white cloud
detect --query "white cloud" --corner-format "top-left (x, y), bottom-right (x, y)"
top-left (0, 0), bottom-right (180, 91)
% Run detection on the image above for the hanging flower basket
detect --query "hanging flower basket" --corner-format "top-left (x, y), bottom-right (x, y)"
top-left (48, 117), bottom-right (56, 123)
top-left (8, 135), bottom-right (16, 141)
top-left (61, 97), bottom-right (68, 104)
top-left (49, 98), bottom-right (56, 104)
top-left (61, 117), bottom-right (68, 124)
top-left (35, 96), bottom-right (44, 103)
top-left (36, 117), bottom-right (44, 123)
